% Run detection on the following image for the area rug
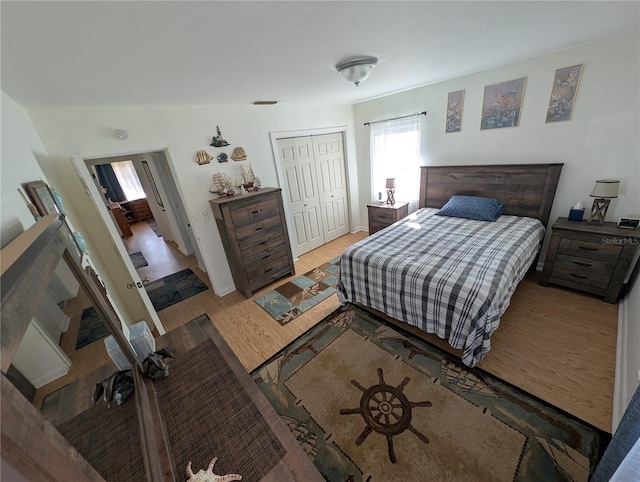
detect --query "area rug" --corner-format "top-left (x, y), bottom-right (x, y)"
top-left (153, 329), bottom-right (286, 480)
top-left (251, 304), bottom-right (608, 481)
top-left (145, 268), bottom-right (208, 312)
top-left (75, 306), bottom-right (110, 350)
top-left (254, 257), bottom-right (340, 325)
top-left (56, 394), bottom-right (146, 482)
top-left (147, 218), bottom-right (162, 237)
top-left (128, 250), bottom-right (148, 269)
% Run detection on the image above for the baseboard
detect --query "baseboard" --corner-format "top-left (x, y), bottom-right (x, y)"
top-left (215, 283), bottom-right (236, 297)
top-left (612, 297), bottom-right (630, 433)
top-left (352, 226), bottom-right (368, 233)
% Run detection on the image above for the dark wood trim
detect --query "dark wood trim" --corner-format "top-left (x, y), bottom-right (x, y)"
top-left (1, 214), bottom-right (150, 481)
top-left (419, 163), bottom-right (563, 227)
top-left (1, 375), bottom-right (104, 482)
top-left (1, 215), bottom-right (66, 373)
top-left (1, 214), bottom-right (62, 305)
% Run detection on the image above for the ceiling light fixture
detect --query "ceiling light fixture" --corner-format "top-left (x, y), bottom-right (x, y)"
top-left (336, 56), bottom-right (378, 86)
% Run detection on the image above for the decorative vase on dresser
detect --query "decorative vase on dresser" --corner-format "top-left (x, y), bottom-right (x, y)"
top-left (209, 188), bottom-right (295, 298)
top-left (540, 217), bottom-right (640, 303)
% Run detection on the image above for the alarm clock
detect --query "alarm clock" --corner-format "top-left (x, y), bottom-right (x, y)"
top-left (617, 217), bottom-right (640, 229)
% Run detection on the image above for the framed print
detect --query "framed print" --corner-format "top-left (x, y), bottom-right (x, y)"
top-left (24, 180), bottom-right (59, 216)
top-left (24, 180), bottom-right (83, 262)
top-left (480, 77), bottom-right (526, 130)
top-left (546, 64), bottom-right (583, 123)
top-left (446, 90), bottom-right (465, 133)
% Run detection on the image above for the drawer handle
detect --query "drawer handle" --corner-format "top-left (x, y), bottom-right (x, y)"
top-left (251, 209), bottom-right (262, 214)
top-left (262, 254), bottom-right (271, 259)
top-left (570, 274), bottom-right (589, 280)
top-left (255, 227), bottom-right (263, 231)
top-left (265, 267), bottom-right (274, 273)
top-left (259, 241), bottom-right (267, 245)
top-left (573, 261), bottom-right (592, 267)
top-left (578, 246), bottom-right (598, 251)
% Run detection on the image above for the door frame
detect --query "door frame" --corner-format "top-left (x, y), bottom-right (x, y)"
top-left (269, 126), bottom-right (353, 260)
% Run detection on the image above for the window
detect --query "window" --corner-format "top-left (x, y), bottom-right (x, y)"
top-left (112, 160), bottom-right (146, 201)
top-left (370, 115), bottom-right (423, 211)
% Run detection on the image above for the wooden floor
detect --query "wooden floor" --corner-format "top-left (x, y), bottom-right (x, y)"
top-left (37, 220), bottom-right (618, 433)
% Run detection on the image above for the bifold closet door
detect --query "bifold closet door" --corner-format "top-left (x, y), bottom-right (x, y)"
top-left (277, 137), bottom-right (324, 255)
top-left (312, 133), bottom-right (349, 243)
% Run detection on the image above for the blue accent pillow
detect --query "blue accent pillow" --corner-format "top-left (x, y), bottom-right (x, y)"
top-left (436, 195), bottom-right (504, 222)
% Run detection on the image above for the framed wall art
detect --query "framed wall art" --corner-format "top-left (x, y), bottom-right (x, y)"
top-left (545, 64), bottom-right (583, 123)
top-left (24, 180), bottom-right (60, 217)
top-left (480, 77), bottom-right (526, 130)
top-left (445, 90), bottom-right (465, 133)
top-left (24, 180), bottom-right (83, 262)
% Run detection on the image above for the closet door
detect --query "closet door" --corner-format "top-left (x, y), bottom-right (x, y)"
top-left (277, 137), bottom-right (324, 255)
top-left (313, 133), bottom-right (350, 242)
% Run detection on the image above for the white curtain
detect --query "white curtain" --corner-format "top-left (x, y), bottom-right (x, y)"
top-left (370, 115), bottom-right (423, 212)
top-left (112, 160), bottom-right (146, 201)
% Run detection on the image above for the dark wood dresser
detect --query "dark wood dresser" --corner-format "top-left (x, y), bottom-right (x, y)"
top-left (209, 188), bottom-right (295, 298)
top-left (126, 198), bottom-right (153, 221)
top-left (540, 217), bottom-right (640, 303)
top-left (367, 202), bottom-right (409, 234)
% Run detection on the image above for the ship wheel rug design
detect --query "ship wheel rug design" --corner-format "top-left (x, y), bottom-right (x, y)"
top-left (251, 304), bottom-right (608, 481)
top-left (340, 368), bottom-right (432, 464)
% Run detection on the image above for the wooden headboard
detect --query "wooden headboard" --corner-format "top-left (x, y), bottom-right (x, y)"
top-left (419, 163), bottom-right (563, 227)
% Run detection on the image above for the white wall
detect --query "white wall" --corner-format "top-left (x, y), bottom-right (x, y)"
top-left (25, 105), bottom-right (358, 298)
top-left (0, 91), bottom-right (50, 246)
top-left (353, 33), bottom-right (639, 240)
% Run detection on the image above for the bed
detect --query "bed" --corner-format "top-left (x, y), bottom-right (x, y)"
top-left (337, 163), bottom-right (563, 367)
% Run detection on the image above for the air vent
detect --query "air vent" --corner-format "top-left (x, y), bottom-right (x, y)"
top-left (251, 100), bottom-right (278, 105)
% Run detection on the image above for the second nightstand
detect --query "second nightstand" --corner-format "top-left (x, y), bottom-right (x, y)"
top-left (367, 202), bottom-right (409, 235)
top-left (540, 217), bottom-right (640, 303)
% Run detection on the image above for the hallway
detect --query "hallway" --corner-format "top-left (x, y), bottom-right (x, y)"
top-left (124, 219), bottom-right (207, 287)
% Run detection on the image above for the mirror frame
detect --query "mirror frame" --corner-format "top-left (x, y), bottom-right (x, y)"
top-left (1, 214), bottom-right (164, 481)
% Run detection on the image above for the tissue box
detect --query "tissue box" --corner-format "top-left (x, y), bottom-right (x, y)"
top-left (104, 335), bottom-right (132, 370)
top-left (129, 320), bottom-right (155, 361)
top-left (568, 208), bottom-right (585, 222)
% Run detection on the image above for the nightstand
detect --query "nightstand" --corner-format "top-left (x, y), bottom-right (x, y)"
top-left (367, 202), bottom-right (409, 235)
top-left (540, 217), bottom-right (640, 303)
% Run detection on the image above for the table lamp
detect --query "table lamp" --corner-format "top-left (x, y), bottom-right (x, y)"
top-left (385, 178), bottom-right (396, 205)
top-left (587, 180), bottom-right (619, 223)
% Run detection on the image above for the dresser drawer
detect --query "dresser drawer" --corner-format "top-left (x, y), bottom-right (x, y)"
top-left (557, 238), bottom-right (621, 262)
top-left (230, 196), bottom-right (280, 228)
top-left (370, 209), bottom-right (397, 223)
top-left (370, 220), bottom-right (391, 232)
top-left (551, 254), bottom-right (615, 289)
top-left (242, 240), bottom-right (287, 267)
top-left (235, 215), bottom-right (283, 241)
top-left (248, 256), bottom-right (292, 290)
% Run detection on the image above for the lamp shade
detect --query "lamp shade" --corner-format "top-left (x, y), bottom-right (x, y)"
top-left (590, 180), bottom-right (620, 198)
top-left (385, 177), bottom-right (397, 189)
top-left (336, 56), bottom-right (378, 86)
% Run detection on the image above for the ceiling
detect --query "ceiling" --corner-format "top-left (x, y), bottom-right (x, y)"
top-left (2, 1), bottom-right (638, 107)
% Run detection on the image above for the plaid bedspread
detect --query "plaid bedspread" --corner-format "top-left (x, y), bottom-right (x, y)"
top-left (337, 208), bottom-right (544, 367)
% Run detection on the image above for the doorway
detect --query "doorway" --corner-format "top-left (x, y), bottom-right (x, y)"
top-left (85, 150), bottom-right (204, 271)
top-left (273, 131), bottom-right (350, 257)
